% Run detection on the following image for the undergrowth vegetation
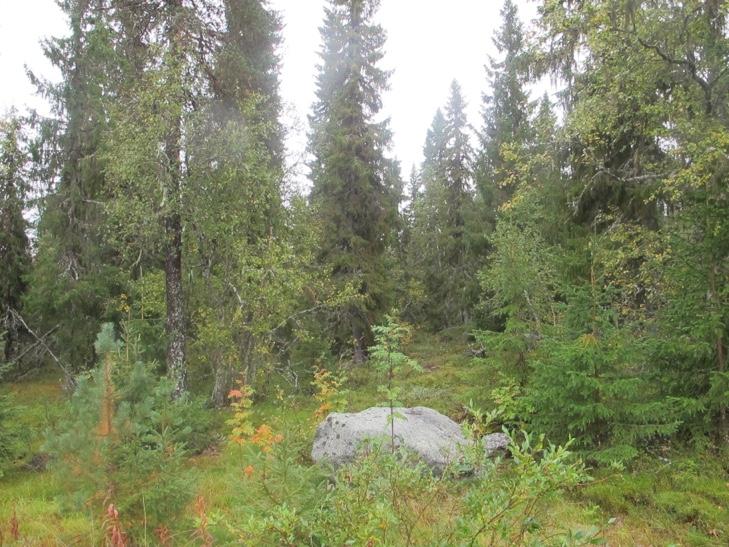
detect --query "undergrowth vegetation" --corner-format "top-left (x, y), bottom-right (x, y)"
top-left (1, 330), bottom-right (727, 545)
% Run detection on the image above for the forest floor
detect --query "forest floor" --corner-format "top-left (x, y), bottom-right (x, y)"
top-left (1, 331), bottom-right (728, 545)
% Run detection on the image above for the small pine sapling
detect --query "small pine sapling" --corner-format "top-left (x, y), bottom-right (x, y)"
top-left (48, 323), bottom-right (199, 539)
top-left (0, 364), bottom-right (24, 478)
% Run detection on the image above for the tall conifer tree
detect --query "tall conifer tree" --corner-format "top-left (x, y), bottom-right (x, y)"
top-left (198, 0), bottom-right (286, 405)
top-left (25, 0), bottom-right (120, 369)
top-left (0, 117), bottom-right (30, 363)
top-left (476, 0), bottom-right (532, 215)
top-left (308, 0), bottom-right (398, 362)
top-left (409, 82), bottom-right (475, 328)
top-left (217, 0), bottom-right (285, 172)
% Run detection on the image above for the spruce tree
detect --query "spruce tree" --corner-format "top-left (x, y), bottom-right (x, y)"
top-left (441, 81), bottom-right (475, 325)
top-left (217, 0), bottom-right (285, 172)
top-left (442, 83), bottom-right (472, 260)
top-left (476, 0), bottom-right (532, 214)
top-left (422, 108), bottom-right (448, 182)
top-left (308, 0), bottom-right (398, 363)
top-left (0, 116), bottom-right (30, 363)
top-left (408, 82), bottom-right (476, 328)
top-left (25, 0), bottom-right (121, 369)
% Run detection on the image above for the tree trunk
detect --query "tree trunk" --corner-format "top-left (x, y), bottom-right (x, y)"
top-left (3, 309), bottom-right (17, 363)
top-left (165, 211), bottom-right (186, 398)
top-left (242, 331), bottom-right (256, 386)
top-left (211, 361), bottom-right (234, 408)
top-left (716, 329), bottom-right (727, 443)
top-left (709, 262), bottom-right (728, 443)
top-left (352, 321), bottom-right (366, 365)
top-left (164, 0), bottom-right (186, 399)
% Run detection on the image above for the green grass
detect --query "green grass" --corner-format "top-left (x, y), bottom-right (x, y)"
top-left (1, 332), bottom-right (728, 545)
top-left (0, 372), bottom-right (96, 543)
top-left (579, 455), bottom-right (729, 545)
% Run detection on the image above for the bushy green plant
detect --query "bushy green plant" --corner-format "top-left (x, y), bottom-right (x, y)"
top-left (457, 431), bottom-right (593, 545)
top-left (46, 323), bottom-right (208, 538)
top-left (220, 420), bottom-right (329, 545)
top-left (527, 286), bottom-right (680, 464)
top-left (313, 444), bottom-right (452, 545)
top-left (222, 418), bottom-right (596, 545)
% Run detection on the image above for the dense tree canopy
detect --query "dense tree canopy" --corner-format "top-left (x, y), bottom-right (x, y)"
top-left (1, 0), bottom-right (727, 485)
top-left (3, 0), bottom-right (729, 542)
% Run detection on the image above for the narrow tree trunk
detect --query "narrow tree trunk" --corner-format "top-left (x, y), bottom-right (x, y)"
top-left (242, 331), bottom-right (256, 386)
top-left (3, 309), bottom-right (17, 363)
top-left (716, 329), bottom-right (727, 443)
top-left (164, 0), bottom-right (186, 399)
top-left (165, 211), bottom-right (186, 398)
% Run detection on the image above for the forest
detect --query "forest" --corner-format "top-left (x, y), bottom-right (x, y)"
top-left (1, 0), bottom-right (728, 544)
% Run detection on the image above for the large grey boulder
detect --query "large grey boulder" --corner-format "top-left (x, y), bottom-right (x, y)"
top-left (311, 406), bottom-right (510, 473)
top-left (312, 406), bottom-right (466, 472)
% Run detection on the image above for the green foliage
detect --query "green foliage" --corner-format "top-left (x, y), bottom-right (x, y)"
top-left (646, 126), bottom-right (729, 441)
top-left (407, 82), bottom-right (483, 329)
top-left (476, 0), bottom-right (532, 210)
top-left (480, 220), bottom-right (558, 329)
top-left (530, 0), bottom-right (729, 446)
top-left (216, 0), bottom-right (285, 165)
top-left (46, 325), bottom-right (211, 538)
top-left (224, 426), bottom-right (593, 546)
top-left (370, 315), bottom-right (422, 447)
top-left (527, 294), bottom-right (678, 464)
top-left (311, 365), bottom-right (348, 419)
top-left (0, 115), bottom-right (31, 364)
top-left (93, 322), bottom-right (122, 356)
top-left (24, 1), bottom-right (122, 370)
top-left (474, 216), bottom-right (559, 390)
top-left (458, 431), bottom-right (592, 545)
top-left (313, 445), bottom-right (451, 545)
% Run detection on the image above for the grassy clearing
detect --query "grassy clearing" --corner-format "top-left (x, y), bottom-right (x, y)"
top-left (1, 333), bottom-right (728, 545)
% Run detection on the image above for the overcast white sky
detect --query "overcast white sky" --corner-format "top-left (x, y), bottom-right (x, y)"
top-left (0, 0), bottom-right (540, 181)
